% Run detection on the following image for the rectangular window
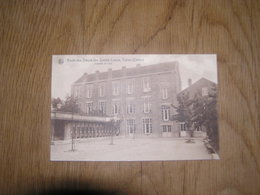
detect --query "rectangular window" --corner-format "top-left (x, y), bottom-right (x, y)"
top-left (112, 101), bottom-right (120, 115)
top-left (180, 123), bottom-right (186, 131)
top-left (77, 103), bottom-right (81, 112)
top-left (126, 101), bottom-right (135, 114)
top-left (86, 84), bottom-right (93, 98)
top-left (162, 105), bottom-right (170, 121)
top-left (202, 87), bottom-right (208, 96)
top-left (143, 118), bottom-right (152, 134)
top-left (112, 81), bottom-right (120, 96)
top-left (99, 83), bottom-right (105, 97)
top-left (143, 97), bottom-right (151, 113)
top-left (162, 125), bottom-right (171, 132)
top-left (98, 101), bottom-right (106, 114)
top-left (162, 87), bottom-right (168, 99)
top-left (74, 86), bottom-right (80, 98)
top-left (127, 79), bottom-right (134, 94)
top-left (127, 119), bottom-right (136, 134)
top-left (143, 77), bottom-right (151, 92)
top-left (86, 102), bottom-right (93, 114)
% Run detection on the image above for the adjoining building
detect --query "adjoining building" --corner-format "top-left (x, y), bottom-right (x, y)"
top-left (178, 78), bottom-right (217, 99)
top-left (71, 62), bottom-right (182, 138)
top-left (177, 78), bottom-right (217, 137)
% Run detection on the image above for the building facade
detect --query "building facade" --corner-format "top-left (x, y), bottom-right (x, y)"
top-left (71, 62), bottom-right (181, 138)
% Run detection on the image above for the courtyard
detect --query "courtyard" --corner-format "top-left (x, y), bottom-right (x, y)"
top-left (51, 137), bottom-right (218, 161)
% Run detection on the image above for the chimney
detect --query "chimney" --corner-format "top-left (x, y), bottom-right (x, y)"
top-left (108, 68), bottom-right (112, 79)
top-left (95, 70), bottom-right (99, 80)
top-left (122, 66), bottom-right (126, 76)
top-left (188, 78), bottom-right (192, 86)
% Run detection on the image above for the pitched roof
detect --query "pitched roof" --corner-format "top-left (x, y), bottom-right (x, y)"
top-left (73, 61), bottom-right (178, 84)
top-left (178, 78), bottom-right (216, 97)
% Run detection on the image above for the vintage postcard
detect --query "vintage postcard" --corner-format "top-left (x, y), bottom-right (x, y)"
top-left (51, 54), bottom-right (219, 161)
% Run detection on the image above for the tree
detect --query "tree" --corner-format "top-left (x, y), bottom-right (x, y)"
top-left (58, 96), bottom-right (81, 113)
top-left (51, 97), bottom-right (63, 109)
top-left (202, 86), bottom-right (218, 151)
top-left (172, 92), bottom-right (194, 136)
top-left (88, 109), bottom-right (108, 117)
top-left (172, 84), bottom-right (219, 150)
top-left (109, 116), bottom-right (121, 145)
top-left (191, 94), bottom-right (206, 130)
top-left (192, 85), bottom-right (219, 152)
top-left (57, 96), bottom-right (81, 152)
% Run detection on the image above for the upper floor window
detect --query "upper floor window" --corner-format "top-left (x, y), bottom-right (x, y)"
top-left (161, 87), bottom-right (168, 99)
top-left (77, 103), bottom-right (81, 112)
top-left (112, 81), bottom-right (120, 96)
top-left (98, 101), bottom-right (106, 114)
top-left (112, 101), bottom-right (120, 115)
top-left (143, 96), bottom-right (151, 113)
top-left (143, 77), bottom-right (151, 92)
top-left (161, 105), bottom-right (170, 121)
top-left (86, 84), bottom-right (93, 98)
top-left (98, 83), bottom-right (105, 97)
top-left (202, 87), bottom-right (208, 96)
top-left (74, 86), bottom-right (80, 98)
top-left (127, 79), bottom-right (134, 94)
top-left (126, 100), bottom-right (135, 114)
top-left (86, 102), bottom-right (93, 114)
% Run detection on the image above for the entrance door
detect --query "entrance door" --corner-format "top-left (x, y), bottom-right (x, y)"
top-left (180, 122), bottom-right (187, 137)
top-left (162, 125), bottom-right (172, 137)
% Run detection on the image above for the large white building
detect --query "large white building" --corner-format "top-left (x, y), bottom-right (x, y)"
top-left (71, 62), bottom-right (182, 138)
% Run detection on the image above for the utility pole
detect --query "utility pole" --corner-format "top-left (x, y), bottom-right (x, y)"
top-left (133, 124), bottom-right (136, 140)
top-left (110, 115), bottom-right (119, 145)
top-left (110, 118), bottom-right (115, 145)
top-left (70, 97), bottom-right (77, 151)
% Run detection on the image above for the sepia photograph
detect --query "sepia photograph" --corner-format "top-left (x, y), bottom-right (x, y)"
top-left (50, 54), bottom-right (219, 161)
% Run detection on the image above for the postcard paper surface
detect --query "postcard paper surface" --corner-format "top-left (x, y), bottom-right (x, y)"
top-left (51, 54), bottom-right (219, 161)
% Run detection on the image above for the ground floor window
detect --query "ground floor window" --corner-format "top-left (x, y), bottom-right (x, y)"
top-left (143, 118), bottom-right (152, 134)
top-left (127, 119), bottom-right (136, 134)
top-left (161, 105), bottom-right (170, 121)
top-left (162, 125), bottom-right (171, 132)
top-left (180, 122), bottom-right (186, 131)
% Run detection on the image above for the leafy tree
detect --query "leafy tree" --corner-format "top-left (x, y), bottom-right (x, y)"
top-left (191, 94), bottom-right (206, 130)
top-left (192, 85), bottom-right (219, 152)
top-left (172, 84), bottom-right (219, 151)
top-left (202, 86), bottom-right (218, 151)
top-left (172, 92), bottom-right (193, 134)
top-left (58, 96), bottom-right (81, 113)
top-left (88, 109), bottom-right (108, 117)
top-left (51, 97), bottom-right (63, 109)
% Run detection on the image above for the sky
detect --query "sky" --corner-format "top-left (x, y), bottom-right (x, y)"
top-left (52, 54), bottom-right (218, 99)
